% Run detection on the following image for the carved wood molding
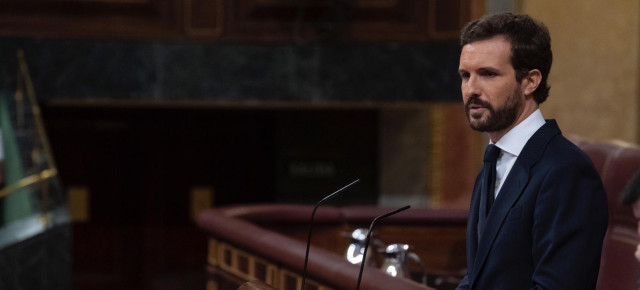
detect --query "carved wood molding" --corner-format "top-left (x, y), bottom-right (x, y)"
top-left (184, 0), bottom-right (224, 37)
top-left (0, 0), bottom-right (482, 41)
top-left (0, 0), bottom-right (183, 39)
top-left (224, 0), bottom-right (483, 42)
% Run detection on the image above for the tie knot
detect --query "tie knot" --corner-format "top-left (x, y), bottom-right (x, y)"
top-left (484, 144), bottom-right (501, 163)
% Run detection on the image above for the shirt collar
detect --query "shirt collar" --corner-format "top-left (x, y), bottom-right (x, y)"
top-left (491, 109), bottom-right (546, 157)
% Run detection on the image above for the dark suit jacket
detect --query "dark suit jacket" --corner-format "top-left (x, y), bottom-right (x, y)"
top-left (457, 120), bottom-right (608, 290)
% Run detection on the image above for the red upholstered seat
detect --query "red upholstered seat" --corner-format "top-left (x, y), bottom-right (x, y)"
top-left (570, 136), bottom-right (640, 290)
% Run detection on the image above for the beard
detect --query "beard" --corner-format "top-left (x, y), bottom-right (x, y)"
top-left (465, 88), bottom-right (523, 132)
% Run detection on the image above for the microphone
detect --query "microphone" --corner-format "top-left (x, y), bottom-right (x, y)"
top-left (356, 205), bottom-right (411, 290)
top-left (301, 179), bottom-right (360, 290)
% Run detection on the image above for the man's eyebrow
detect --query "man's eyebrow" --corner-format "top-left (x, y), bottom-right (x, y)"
top-left (477, 66), bottom-right (500, 72)
top-left (458, 66), bottom-right (501, 73)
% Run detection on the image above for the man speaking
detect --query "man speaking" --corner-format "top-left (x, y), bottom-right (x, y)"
top-left (455, 13), bottom-right (608, 289)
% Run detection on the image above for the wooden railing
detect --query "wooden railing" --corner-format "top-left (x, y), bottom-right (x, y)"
top-left (196, 204), bottom-right (468, 290)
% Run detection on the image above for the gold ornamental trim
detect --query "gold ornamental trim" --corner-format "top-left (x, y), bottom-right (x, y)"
top-left (0, 169), bottom-right (58, 199)
top-left (208, 240), bottom-right (334, 290)
top-left (0, 50), bottom-right (59, 203)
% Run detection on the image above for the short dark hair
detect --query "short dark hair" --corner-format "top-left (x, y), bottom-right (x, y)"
top-left (460, 13), bottom-right (553, 104)
top-left (622, 170), bottom-right (640, 206)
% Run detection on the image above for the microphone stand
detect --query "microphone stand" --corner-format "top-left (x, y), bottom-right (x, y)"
top-left (301, 179), bottom-right (360, 290)
top-left (356, 205), bottom-right (410, 290)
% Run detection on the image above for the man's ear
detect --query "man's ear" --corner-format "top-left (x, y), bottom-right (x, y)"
top-left (522, 69), bottom-right (542, 96)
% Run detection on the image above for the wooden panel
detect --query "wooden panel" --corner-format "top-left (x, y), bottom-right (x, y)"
top-left (208, 239), bottom-right (335, 290)
top-left (0, 0), bottom-right (479, 41)
top-left (0, 0), bottom-right (185, 39)
top-left (184, 0), bottom-right (224, 37)
top-left (428, 0), bottom-right (470, 40)
top-left (225, 0), bottom-right (481, 42)
top-left (429, 103), bottom-right (484, 209)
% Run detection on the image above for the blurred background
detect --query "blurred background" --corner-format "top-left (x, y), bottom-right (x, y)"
top-left (0, 0), bottom-right (637, 289)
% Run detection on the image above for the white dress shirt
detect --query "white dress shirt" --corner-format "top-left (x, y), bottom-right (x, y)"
top-left (491, 109), bottom-right (546, 198)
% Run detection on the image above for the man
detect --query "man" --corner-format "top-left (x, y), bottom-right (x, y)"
top-left (456, 13), bottom-right (608, 289)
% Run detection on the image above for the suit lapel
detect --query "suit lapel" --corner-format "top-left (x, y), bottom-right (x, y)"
top-left (469, 120), bottom-right (562, 286)
top-left (472, 161), bottom-right (530, 277)
top-left (466, 175), bottom-right (482, 279)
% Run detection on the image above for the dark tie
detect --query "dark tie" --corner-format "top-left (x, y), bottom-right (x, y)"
top-left (478, 144), bottom-right (501, 240)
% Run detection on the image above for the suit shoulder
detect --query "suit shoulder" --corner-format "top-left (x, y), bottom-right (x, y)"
top-left (541, 135), bottom-right (596, 169)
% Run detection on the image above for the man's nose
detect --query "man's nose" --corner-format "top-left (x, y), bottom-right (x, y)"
top-left (463, 76), bottom-right (481, 97)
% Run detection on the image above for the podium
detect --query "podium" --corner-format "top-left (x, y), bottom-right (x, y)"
top-left (197, 204), bottom-right (467, 290)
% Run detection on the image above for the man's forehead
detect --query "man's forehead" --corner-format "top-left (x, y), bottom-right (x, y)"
top-left (459, 36), bottom-right (512, 69)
